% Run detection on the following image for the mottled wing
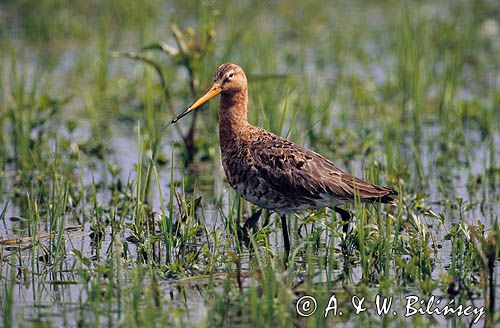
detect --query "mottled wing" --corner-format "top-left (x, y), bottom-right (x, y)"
top-left (248, 131), bottom-right (397, 204)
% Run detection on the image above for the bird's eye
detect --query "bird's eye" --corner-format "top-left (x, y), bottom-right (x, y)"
top-left (228, 72), bottom-right (234, 78)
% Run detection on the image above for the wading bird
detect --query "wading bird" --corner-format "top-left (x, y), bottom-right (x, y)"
top-left (172, 63), bottom-right (397, 259)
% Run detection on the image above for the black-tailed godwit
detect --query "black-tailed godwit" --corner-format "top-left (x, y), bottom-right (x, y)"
top-left (172, 63), bottom-right (397, 257)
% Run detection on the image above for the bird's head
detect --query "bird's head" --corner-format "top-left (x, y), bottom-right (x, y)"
top-left (212, 63), bottom-right (247, 94)
top-left (171, 63), bottom-right (247, 124)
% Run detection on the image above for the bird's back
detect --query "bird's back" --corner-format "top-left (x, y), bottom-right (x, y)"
top-left (220, 124), bottom-right (397, 213)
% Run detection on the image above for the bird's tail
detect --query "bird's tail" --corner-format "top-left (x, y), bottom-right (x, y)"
top-left (378, 192), bottom-right (399, 206)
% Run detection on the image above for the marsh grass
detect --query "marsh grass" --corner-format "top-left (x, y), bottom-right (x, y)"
top-left (0, 0), bottom-right (499, 327)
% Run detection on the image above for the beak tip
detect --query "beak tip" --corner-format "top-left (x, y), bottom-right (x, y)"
top-left (171, 84), bottom-right (220, 124)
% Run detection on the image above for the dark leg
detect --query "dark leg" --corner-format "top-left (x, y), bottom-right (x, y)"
top-left (243, 209), bottom-right (262, 231)
top-left (239, 209), bottom-right (263, 246)
top-left (281, 214), bottom-right (290, 261)
top-left (333, 206), bottom-right (351, 234)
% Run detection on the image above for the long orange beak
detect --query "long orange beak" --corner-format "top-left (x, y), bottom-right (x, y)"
top-left (171, 83), bottom-right (222, 124)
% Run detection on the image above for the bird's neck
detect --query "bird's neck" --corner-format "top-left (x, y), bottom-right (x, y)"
top-left (218, 89), bottom-right (249, 142)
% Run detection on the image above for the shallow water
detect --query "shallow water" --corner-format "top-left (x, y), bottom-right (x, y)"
top-left (2, 115), bottom-right (497, 326)
top-left (1, 1), bottom-right (499, 326)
